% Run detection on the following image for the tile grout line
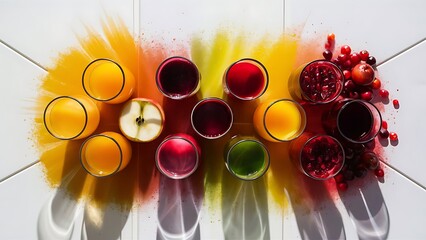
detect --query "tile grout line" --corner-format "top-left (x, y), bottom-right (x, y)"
top-left (379, 159), bottom-right (426, 191)
top-left (377, 38), bottom-right (426, 67)
top-left (0, 160), bottom-right (40, 184)
top-left (0, 39), bottom-right (48, 72)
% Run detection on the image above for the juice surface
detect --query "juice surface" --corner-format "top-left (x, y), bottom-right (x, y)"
top-left (226, 60), bottom-right (266, 99)
top-left (265, 101), bottom-right (302, 141)
top-left (228, 140), bottom-right (266, 177)
top-left (48, 98), bottom-right (87, 138)
top-left (88, 61), bottom-right (125, 100)
top-left (157, 137), bottom-right (198, 177)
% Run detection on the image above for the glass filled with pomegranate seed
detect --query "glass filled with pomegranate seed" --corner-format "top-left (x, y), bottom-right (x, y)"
top-left (323, 99), bottom-right (382, 144)
top-left (289, 60), bottom-right (344, 104)
top-left (289, 133), bottom-right (345, 180)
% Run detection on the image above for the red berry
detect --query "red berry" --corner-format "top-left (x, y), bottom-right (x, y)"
top-left (350, 53), bottom-right (361, 65)
top-left (343, 60), bottom-right (352, 68)
top-left (379, 129), bottom-right (389, 138)
top-left (393, 99), bottom-right (400, 107)
top-left (349, 91), bottom-right (360, 99)
top-left (344, 80), bottom-right (356, 91)
top-left (389, 132), bottom-right (398, 141)
top-left (343, 70), bottom-right (351, 80)
top-left (366, 56), bottom-right (377, 65)
top-left (379, 89), bottom-right (389, 98)
top-left (360, 90), bottom-right (373, 101)
top-left (359, 50), bottom-right (369, 61)
top-left (371, 78), bottom-right (381, 89)
top-left (323, 50), bottom-right (333, 60)
top-left (337, 182), bottom-right (348, 191)
top-left (334, 173), bottom-right (345, 183)
top-left (382, 120), bottom-right (388, 129)
top-left (337, 54), bottom-right (348, 63)
top-left (375, 168), bottom-right (385, 178)
top-left (327, 33), bottom-right (335, 43)
top-left (325, 42), bottom-right (331, 50)
top-left (341, 45), bottom-right (352, 55)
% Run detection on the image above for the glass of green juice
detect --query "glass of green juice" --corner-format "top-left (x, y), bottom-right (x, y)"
top-left (224, 136), bottom-right (270, 180)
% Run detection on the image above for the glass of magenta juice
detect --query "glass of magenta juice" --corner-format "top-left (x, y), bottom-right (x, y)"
top-left (156, 56), bottom-right (201, 99)
top-left (289, 133), bottom-right (345, 180)
top-left (323, 99), bottom-right (382, 143)
top-left (82, 58), bottom-right (135, 104)
top-left (224, 136), bottom-right (270, 180)
top-left (191, 98), bottom-right (233, 139)
top-left (155, 133), bottom-right (201, 179)
top-left (289, 60), bottom-right (343, 104)
top-left (223, 58), bottom-right (269, 100)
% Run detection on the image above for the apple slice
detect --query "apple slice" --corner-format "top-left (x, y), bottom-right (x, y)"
top-left (119, 98), bottom-right (165, 142)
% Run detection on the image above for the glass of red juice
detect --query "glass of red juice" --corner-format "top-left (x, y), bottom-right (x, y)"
top-left (289, 133), bottom-right (345, 180)
top-left (155, 133), bottom-right (201, 179)
top-left (288, 60), bottom-right (343, 104)
top-left (323, 99), bottom-right (382, 143)
top-left (191, 98), bottom-right (233, 139)
top-left (224, 136), bottom-right (270, 180)
top-left (223, 58), bottom-right (269, 100)
top-left (156, 56), bottom-right (201, 100)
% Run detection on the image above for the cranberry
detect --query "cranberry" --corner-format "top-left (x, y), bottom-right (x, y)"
top-left (337, 54), bottom-right (348, 63)
top-left (355, 167), bottom-right (367, 178)
top-left (389, 132), bottom-right (398, 141)
top-left (343, 60), bottom-right (352, 69)
top-left (323, 50), bottom-right (333, 60)
top-left (366, 56), bottom-right (377, 65)
top-left (379, 129), bottom-right (390, 138)
top-left (359, 50), bottom-right (369, 61)
top-left (374, 168), bottom-right (385, 178)
top-left (361, 151), bottom-right (379, 170)
top-left (393, 99), bottom-right (400, 107)
top-left (341, 45), bottom-right (352, 55)
top-left (382, 120), bottom-right (388, 129)
top-left (379, 89), bottom-right (389, 98)
top-left (343, 169), bottom-right (355, 181)
top-left (349, 91), bottom-right (360, 99)
top-left (334, 173), bottom-right (345, 183)
top-left (352, 63), bottom-right (375, 85)
top-left (344, 80), bottom-right (356, 91)
top-left (371, 78), bottom-right (381, 89)
top-left (360, 90), bottom-right (373, 101)
top-left (343, 70), bottom-right (351, 80)
top-left (337, 182), bottom-right (348, 191)
top-left (327, 33), bottom-right (335, 43)
top-left (350, 53), bottom-right (361, 65)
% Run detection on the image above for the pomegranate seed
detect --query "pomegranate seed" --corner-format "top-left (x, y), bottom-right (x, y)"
top-left (323, 50), bottom-right (333, 60)
top-left (343, 70), bottom-right (351, 80)
top-left (359, 50), bottom-right (369, 61)
top-left (327, 33), bottom-right (335, 43)
top-left (337, 54), bottom-right (348, 63)
top-left (379, 89), bottom-right (389, 98)
top-left (371, 78), bottom-right (381, 89)
top-left (393, 99), bottom-right (400, 107)
top-left (360, 90), bottom-right (373, 101)
top-left (341, 45), bottom-right (352, 55)
top-left (382, 120), bottom-right (388, 129)
top-left (374, 168), bottom-right (385, 178)
top-left (337, 182), bottom-right (348, 191)
top-left (379, 129), bottom-right (389, 139)
top-left (389, 132), bottom-right (398, 141)
top-left (334, 173), bottom-right (344, 183)
top-left (350, 53), bottom-right (361, 65)
top-left (366, 56), bottom-right (377, 65)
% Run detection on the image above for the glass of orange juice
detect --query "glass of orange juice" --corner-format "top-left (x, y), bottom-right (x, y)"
top-left (253, 99), bottom-right (306, 142)
top-left (80, 131), bottom-right (132, 177)
top-left (43, 95), bottom-right (100, 140)
top-left (82, 58), bottom-right (135, 104)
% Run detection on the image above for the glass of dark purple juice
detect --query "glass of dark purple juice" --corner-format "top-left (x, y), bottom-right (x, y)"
top-left (289, 133), bottom-right (345, 180)
top-left (223, 58), bottom-right (269, 100)
top-left (191, 98), bottom-right (233, 139)
top-left (156, 56), bottom-right (201, 100)
top-left (289, 60), bottom-right (344, 104)
top-left (323, 99), bottom-right (382, 143)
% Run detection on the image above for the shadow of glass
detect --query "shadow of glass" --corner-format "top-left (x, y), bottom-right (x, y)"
top-left (287, 176), bottom-right (346, 240)
top-left (156, 174), bottom-right (203, 240)
top-left (81, 202), bottom-right (131, 240)
top-left (37, 169), bottom-right (82, 240)
top-left (339, 175), bottom-right (390, 240)
top-left (221, 169), bottom-right (270, 240)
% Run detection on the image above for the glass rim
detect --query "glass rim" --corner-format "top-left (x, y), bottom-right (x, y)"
top-left (224, 58), bottom-right (269, 101)
top-left (336, 99), bottom-right (382, 143)
top-left (263, 99), bottom-right (307, 142)
top-left (299, 59), bottom-right (344, 104)
top-left (80, 133), bottom-right (123, 178)
top-left (225, 137), bottom-right (270, 181)
top-left (43, 96), bottom-right (88, 140)
top-left (190, 97), bottom-right (234, 139)
top-left (299, 134), bottom-right (345, 180)
top-left (82, 58), bottom-right (127, 102)
top-left (155, 56), bottom-right (201, 100)
top-left (155, 135), bottom-right (200, 180)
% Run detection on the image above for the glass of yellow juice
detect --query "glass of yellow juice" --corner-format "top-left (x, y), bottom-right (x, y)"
top-left (80, 131), bottom-right (132, 177)
top-left (82, 58), bottom-right (135, 104)
top-left (253, 99), bottom-right (306, 142)
top-left (43, 95), bottom-right (100, 140)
